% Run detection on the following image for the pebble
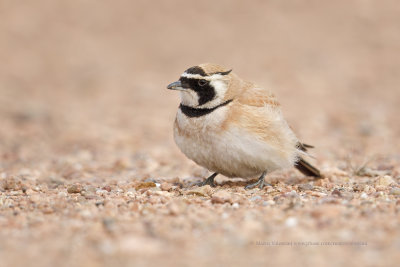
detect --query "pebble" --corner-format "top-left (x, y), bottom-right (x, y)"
top-left (130, 202), bottom-right (140, 212)
top-left (135, 182), bottom-right (156, 190)
top-left (83, 185), bottom-right (97, 193)
top-left (298, 183), bottom-right (314, 191)
top-left (310, 191), bottom-right (327, 197)
top-left (232, 203), bottom-right (239, 209)
top-left (148, 187), bottom-right (161, 192)
top-left (375, 176), bottom-right (395, 187)
top-left (81, 192), bottom-right (98, 200)
top-left (284, 190), bottom-right (299, 198)
top-left (221, 212), bottom-right (229, 219)
top-left (25, 189), bottom-right (35, 195)
top-left (30, 194), bottom-right (41, 203)
top-left (9, 191), bottom-right (21, 196)
top-left (160, 182), bottom-right (172, 191)
top-left (319, 197), bottom-right (340, 204)
top-left (0, 177), bottom-right (24, 191)
top-left (352, 184), bottom-right (365, 192)
top-left (211, 190), bottom-right (232, 204)
top-left (102, 185), bottom-right (112, 192)
top-left (262, 200), bottom-right (275, 206)
top-left (96, 189), bottom-right (109, 196)
top-left (331, 189), bottom-right (342, 197)
top-left (389, 187), bottom-right (400, 196)
top-left (360, 192), bottom-right (368, 199)
top-left (187, 185), bottom-right (213, 197)
top-left (57, 191), bottom-right (68, 197)
top-left (331, 189), bottom-right (353, 200)
top-left (67, 184), bottom-right (82, 194)
top-left (285, 217), bottom-right (298, 227)
top-left (167, 201), bottom-right (182, 215)
top-left (250, 195), bottom-right (262, 202)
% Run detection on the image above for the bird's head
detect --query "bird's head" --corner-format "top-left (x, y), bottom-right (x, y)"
top-left (167, 63), bottom-right (233, 108)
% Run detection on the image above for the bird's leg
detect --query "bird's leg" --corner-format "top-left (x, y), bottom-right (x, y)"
top-left (196, 173), bottom-right (218, 187)
top-left (245, 171), bottom-right (267, 190)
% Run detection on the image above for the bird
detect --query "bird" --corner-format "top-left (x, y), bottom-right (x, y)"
top-left (167, 63), bottom-right (321, 189)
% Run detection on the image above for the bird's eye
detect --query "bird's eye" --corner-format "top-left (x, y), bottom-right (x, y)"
top-left (198, 79), bottom-right (207, 86)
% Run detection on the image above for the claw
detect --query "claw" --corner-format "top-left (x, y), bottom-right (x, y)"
top-left (245, 171), bottom-right (267, 190)
top-left (195, 173), bottom-right (218, 187)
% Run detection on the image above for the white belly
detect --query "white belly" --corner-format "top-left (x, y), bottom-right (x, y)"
top-left (173, 109), bottom-right (296, 178)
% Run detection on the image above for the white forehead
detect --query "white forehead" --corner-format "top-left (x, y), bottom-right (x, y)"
top-left (180, 72), bottom-right (224, 81)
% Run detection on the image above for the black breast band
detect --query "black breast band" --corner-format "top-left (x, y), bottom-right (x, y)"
top-left (179, 99), bottom-right (233, 118)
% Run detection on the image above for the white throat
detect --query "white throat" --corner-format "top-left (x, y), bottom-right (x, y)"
top-left (180, 90), bottom-right (199, 107)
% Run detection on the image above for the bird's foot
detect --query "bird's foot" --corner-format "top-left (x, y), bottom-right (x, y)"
top-left (245, 171), bottom-right (268, 190)
top-left (195, 173), bottom-right (218, 187)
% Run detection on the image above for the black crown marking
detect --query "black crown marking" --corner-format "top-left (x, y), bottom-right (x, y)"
top-left (185, 66), bottom-right (207, 76)
top-left (185, 66), bottom-right (232, 77)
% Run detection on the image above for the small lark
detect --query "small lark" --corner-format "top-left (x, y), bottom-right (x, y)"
top-left (167, 63), bottom-right (321, 189)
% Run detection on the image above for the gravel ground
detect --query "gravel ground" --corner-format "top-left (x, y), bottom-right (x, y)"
top-left (1, 1), bottom-right (400, 267)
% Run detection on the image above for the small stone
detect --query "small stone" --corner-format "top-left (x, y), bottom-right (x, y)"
top-left (83, 185), bottom-right (97, 193)
top-left (67, 184), bottom-right (82, 194)
top-left (285, 217), bottom-right (298, 227)
top-left (81, 191), bottom-right (98, 199)
top-left (298, 183), bottom-right (313, 191)
top-left (319, 197), bottom-right (340, 204)
top-left (310, 191), bottom-right (327, 197)
top-left (130, 202), bottom-right (140, 212)
top-left (375, 176), bottom-right (395, 187)
top-left (0, 176), bottom-right (23, 191)
top-left (125, 190), bottom-right (136, 197)
top-left (30, 194), bottom-right (41, 203)
top-left (39, 176), bottom-right (64, 189)
top-left (389, 187), bottom-right (400, 196)
top-left (211, 190), bottom-right (232, 204)
top-left (262, 200), bottom-right (275, 206)
top-left (9, 190), bottom-right (21, 196)
top-left (148, 196), bottom-right (159, 204)
top-left (352, 184), bottom-right (365, 192)
top-left (148, 186), bottom-right (161, 192)
top-left (167, 201), bottom-right (182, 215)
top-left (250, 195), bottom-right (262, 201)
top-left (96, 189), bottom-right (109, 196)
top-left (144, 178), bottom-right (158, 183)
top-left (95, 200), bottom-right (105, 207)
top-left (102, 185), bottom-right (112, 192)
top-left (58, 191), bottom-right (68, 197)
top-left (360, 192), bottom-right (368, 199)
top-left (135, 182), bottom-right (156, 190)
top-left (340, 191), bottom-right (354, 200)
top-left (42, 207), bottom-right (54, 214)
top-left (331, 189), bottom-right (342, 197)
top-left (160, 182), bottom-right (172, 191)
top-left (25, 189), bottom-right (35, 195)
top-left (284, 190), bottom-right (299, 198)
top-left (187, 185), bottom-right (212, 197)
top-left (375, 185), bottom-right (386, 192)
top-left (232, 203), bottom-right (239, 209)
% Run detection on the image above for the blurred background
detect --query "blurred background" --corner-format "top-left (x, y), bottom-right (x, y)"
top-left (1, 0), bottom-right (399, 173)
top-left (1, 0), bottom-right (400, 266)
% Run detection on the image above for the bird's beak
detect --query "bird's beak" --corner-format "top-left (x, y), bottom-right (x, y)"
top-left (167, 81), bottom-right (184, 90)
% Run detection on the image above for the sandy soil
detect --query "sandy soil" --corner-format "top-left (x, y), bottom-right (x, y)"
top-left (1, 1), bottom-right (400, 266)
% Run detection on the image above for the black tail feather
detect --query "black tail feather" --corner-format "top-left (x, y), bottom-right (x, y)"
top-left (295, 157), bottom-right (322, 178)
